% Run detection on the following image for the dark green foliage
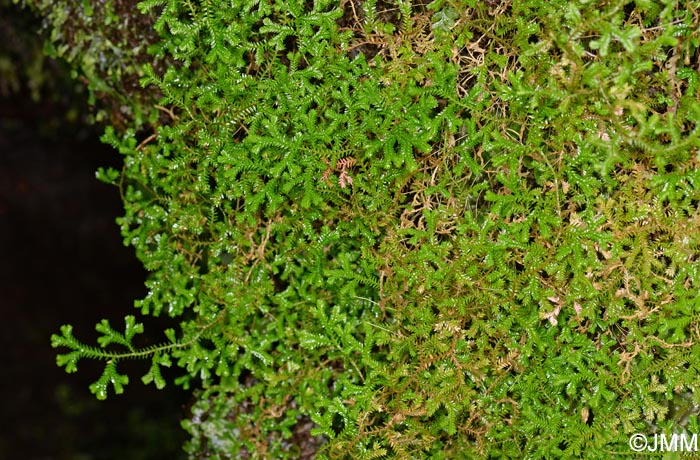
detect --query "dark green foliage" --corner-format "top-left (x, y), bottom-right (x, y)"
top-left (18, 0), bottom-right (167, 128)
top-left (0, 0), bottom-right (52, 99)
top-left (40, 0), bottom-right (700, 457)
top-left (1, 0), bottom-right (93, 129)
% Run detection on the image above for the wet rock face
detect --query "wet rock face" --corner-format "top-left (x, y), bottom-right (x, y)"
top-left (0, 92), bottom-right (188, 459)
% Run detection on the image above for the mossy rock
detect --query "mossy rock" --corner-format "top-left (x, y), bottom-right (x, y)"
top-left (40, 0), bottom-right (700, 458)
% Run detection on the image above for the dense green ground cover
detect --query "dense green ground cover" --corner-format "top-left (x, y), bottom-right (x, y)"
top-left (28, 0), bottom-right (700, 457)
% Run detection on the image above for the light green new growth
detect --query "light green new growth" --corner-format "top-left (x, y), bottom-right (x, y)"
top-left (39, 0), bottom-right (700, 457)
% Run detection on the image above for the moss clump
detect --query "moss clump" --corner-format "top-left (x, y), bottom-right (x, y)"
top-left (43, 0), bottom-right (700, 458)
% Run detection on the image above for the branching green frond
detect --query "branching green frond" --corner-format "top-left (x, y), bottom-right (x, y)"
top-left (39, 0), bottom-right (700, 457)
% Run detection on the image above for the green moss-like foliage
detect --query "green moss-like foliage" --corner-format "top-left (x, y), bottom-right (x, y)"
top-left (20, 0), bottom-right (168, 128)
top-left (44, 0), bottom-right (700, 457)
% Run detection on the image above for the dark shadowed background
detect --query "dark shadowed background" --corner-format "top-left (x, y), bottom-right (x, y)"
top-left (0, 3), bottom-right (189, 459)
